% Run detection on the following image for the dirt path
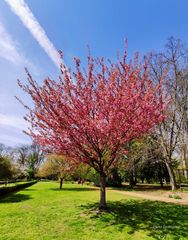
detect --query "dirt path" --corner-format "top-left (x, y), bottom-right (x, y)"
top-left (111, 189), bottom-right (188, 206)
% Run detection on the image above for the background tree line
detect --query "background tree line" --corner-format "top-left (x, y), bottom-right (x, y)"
top-left (0, 142), bottom-right (44, 182)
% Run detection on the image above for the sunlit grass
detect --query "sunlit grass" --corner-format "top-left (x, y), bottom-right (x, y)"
top-left (0, 182), bottom-right (187, 240)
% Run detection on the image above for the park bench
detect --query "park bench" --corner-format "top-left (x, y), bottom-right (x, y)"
top-left (180, 183), bottom-right (188, 192)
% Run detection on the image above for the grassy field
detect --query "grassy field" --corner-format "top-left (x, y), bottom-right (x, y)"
top-left (0, 182), bottom-right (188, 240)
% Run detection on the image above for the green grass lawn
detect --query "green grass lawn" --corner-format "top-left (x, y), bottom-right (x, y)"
top-left (0, 182), bottom-right (188, 240)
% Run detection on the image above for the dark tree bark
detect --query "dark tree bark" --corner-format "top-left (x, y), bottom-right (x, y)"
top-left (99, 174), bottom-right (107, 210)
top-left (59, 177), bottom-right (63, 189)
top-left (159, 178), bottom-right (163, 188)
top-left (141, 177), bottom-right (144, 184)
top-left (129, 169), bottom-right (137, 188)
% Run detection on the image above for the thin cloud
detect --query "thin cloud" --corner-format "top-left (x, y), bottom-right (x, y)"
top-left (0, 113), bottom-right (28, 131)
top-left (0, 113), bottom-right (31, 146)
top-left (0, 21), bottom-right (26, 65)
top-left (0, 20), bottom-right (38, 74)
top-left (5, 0), bottom-right (62, 68)
top-left (0, 133), bottom-right (31, 146)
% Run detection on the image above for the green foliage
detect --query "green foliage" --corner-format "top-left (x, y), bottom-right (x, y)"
top-left (106, 168), bottom-right (122, 187)
top-left (122, 135), bottom-right (170, 185)
top-left (71, 163), bottom-right (91, 182)
top-left (86, 168), bottom-right (100, 186)
top-left (26, 168), bottom-right (35, 180)
top-left (0, 156), bottom-right (13, 180)
top-left (174, 195), bottom-right (182, 199)
top-left (168, 194), bottom-right (182, 199)
top-left (0, 181), bottom-right (37, 197)
top-left (85, 168), bottom-right (122, 187)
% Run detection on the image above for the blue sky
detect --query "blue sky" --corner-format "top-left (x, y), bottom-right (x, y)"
top-left (0, 0), bottom-right (188, 147)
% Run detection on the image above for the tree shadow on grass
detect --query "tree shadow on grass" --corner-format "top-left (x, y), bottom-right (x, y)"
top-left (49, 187), bottom-right (98, 192)
top-left (0, 193), bottom-right (32, 203)
top-left (22, 188), bottom-right (36, 191)
top-left (80, 200), bottom-right (188, 240)
top-left (113, 185), bottom-right (171, 192)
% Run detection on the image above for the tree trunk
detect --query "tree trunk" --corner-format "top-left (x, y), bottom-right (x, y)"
top-left (99, 174), bottom-right (107, 210)
top-left (182, 145), bottom-right (188, 180)
top-left (5, 179), bottom-right (8, 186)
top-left (59, 177), bottom-right (63, 189)
top-left (160, 178), bottom-right (163, 188)
top-left (129, 171), bottom-right (137, 187)
top-left (165, 160), bottom-right (177, 190)
top-left (129, 174), bottom-right (134, 188)
top-left (141, 177), bottom-right (144, 184)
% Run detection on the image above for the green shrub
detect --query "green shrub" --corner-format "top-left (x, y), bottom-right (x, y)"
top-left (0, 181), bottom-right (37, 197)
top-left (168, 194), bottom-right (182, 199)
top-left (173, 195), bottom-right (182, 199)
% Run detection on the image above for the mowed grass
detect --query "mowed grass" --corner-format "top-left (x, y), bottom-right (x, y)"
top-left (0, 182), bottom-right (188, 240)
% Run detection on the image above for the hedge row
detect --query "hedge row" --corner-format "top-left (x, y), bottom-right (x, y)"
top-left (0, 181), bottom-right (37, 197)
top-left (0, 180), bottom-right (27, 185)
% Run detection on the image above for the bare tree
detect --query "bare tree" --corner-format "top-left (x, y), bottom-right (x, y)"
top-left (27, 143), bottom-right (45, 172)
top-left (149, 37), bottom-right (188, 189)
top-left (176, 69), bottom-right (188, 179)
top-left (0, 143), bottom-right (14, 157)
top-left (16, 142), bottom-right (45, 178)
top-left (16, 145), bottom-right (29, 166)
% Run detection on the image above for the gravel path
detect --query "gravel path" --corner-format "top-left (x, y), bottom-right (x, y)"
top-left (111, 189), bottom-right (188, 206)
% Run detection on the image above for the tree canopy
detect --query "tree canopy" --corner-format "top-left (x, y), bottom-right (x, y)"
top-left (18, 49), bottom-right (167, 209)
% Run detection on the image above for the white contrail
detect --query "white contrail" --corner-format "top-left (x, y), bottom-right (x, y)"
top-left (5, 0), bottom-right (62, 68)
